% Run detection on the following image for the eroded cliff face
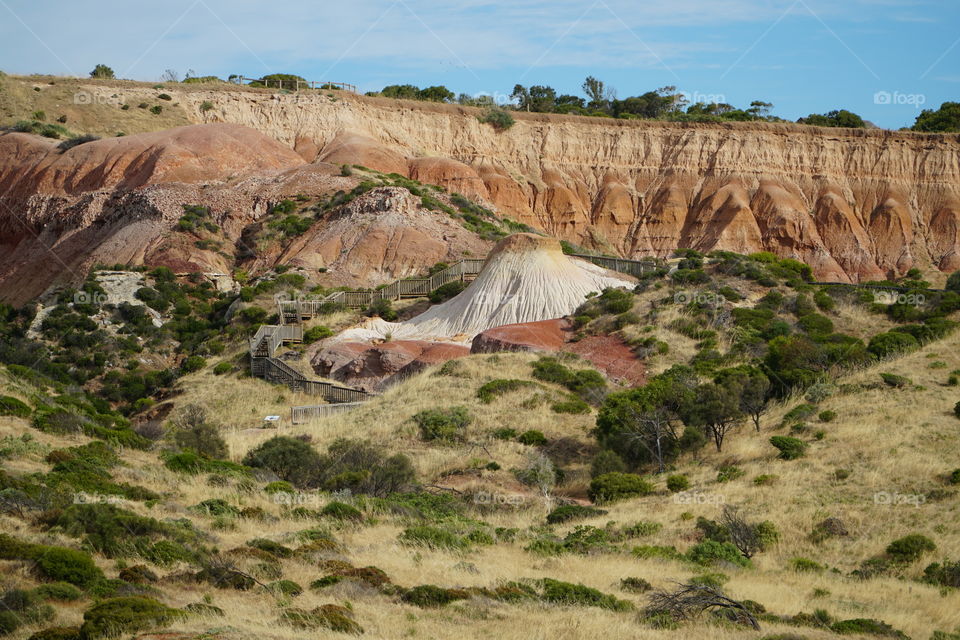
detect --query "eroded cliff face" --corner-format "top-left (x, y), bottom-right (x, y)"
top-left (3, 82), bottom-right (960, 300)
top-left (160, 88), bottom-right (960, 283)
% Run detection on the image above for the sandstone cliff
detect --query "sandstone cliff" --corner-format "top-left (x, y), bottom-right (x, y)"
top-left (104, 84), bottom-right (960, 281)
top-left (3, 78), bottom-right (960, 301)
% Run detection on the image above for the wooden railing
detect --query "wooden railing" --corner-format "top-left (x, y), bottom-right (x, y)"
top-left (291, 401), bottom-right (367, 424)
top-left (569, 253), bottom-right (661, 277)
top-left (231, 76), bottom-right (357, 92)
top-left (279, 258), bottom-right (487, 320)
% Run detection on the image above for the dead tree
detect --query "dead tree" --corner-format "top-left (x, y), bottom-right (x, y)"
top-left (645, 583), bottom-right (760, 630)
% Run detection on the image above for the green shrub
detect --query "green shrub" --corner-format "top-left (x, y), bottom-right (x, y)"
top-left (32, 546), bottom-right (105, 587)
top-left (517, 430), bottom-right (547, 446)
top-left (590, 450), bottom-right (626, 477)
top-left (413, 406), bottom-right (471, 442)
top-left (0, 395), bottom-right (31, 417)
top-left (365, 298), bottom-right (397, 321)
top-left (631, 545), bottom-right (683, 561)
top-left (0, 611), bottom-right (21, 636)
top-left (476, 379), bottom-right (534, 403)
top-left (770, 436), bottom-right (807, 460)
top-left (867, 331), bottom-right (919, 358)
top-left (428, 281), bottom-right (467, 303)
top-left (247, 539), bottom-right (294, 559)
top-left (401, 585), bottom-right (467, 608)
top-left (79, 596), bottom-right (180, 639)
top-left (818, 410), bottom-right (837, 423)
top-left (398, 526), bottom-right (468, 551)
top-left (26, 627), bottom-right (82, 640)
top-left (686, 540), bottom-right (751, 568)
top-left (619, 577), bottom-right (652, 593)
top-left (923, 560), bottom-right (960, 588)
top-left (950, 469), bottom-right (960, 485)
top-left (279, 604), bottom-right (362, 634)
top-left (303, 326), bottom-right (333, 343)
top-left (830, 618), bottom-right (908, 638)
top-left (790, 557), bottom-right (825, 572)
top-left (492, 427), bottom-right (517, 440)
top-left (149, 105), bottom-right (163, 115)
top-left (266, 580), bottom-right (303, 597)
top-left (32, 582), bottom-right (83, 601)
top-left (171, 405), bottom-right (227, 459)
top-left (321, 501), bottom-right (363, 521)
top-left (243, 436), bottom-right (323, 487)
top-left (538, 578), bottom-right (632, 611)
top-left (212, 362), bottom-right (231, 375)
top-left (478, 107), bottom-right (515, 131)
top-left (551, 396), bottom-right (591, 414)
top-left (546, 504), bottom-right (607, 524)
top-left (179, 355), bottom-right (206, 373)
top-left (880, 372), bottom-right (911, 388)
top-left (886, 534), bottom-right (936, 564)
top-left (666, 474), bottom-right (690, 492)
top-left (264, 480), bottom-right (295, 494)
top-left (588, 473), bottom-right (654, 504)
top-left (716, 465), bottom-right (746, 482)
top-left (955, 400), bottom-right (960, 419)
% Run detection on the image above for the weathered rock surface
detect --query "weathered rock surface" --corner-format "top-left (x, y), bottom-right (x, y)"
top-left (312, 339), bottom-right (470, 392)
top-left (471, 318), bottom-right (645, 386)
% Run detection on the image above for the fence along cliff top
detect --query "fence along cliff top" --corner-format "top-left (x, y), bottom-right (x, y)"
top-left (230, 76), bottom-right (357, 93)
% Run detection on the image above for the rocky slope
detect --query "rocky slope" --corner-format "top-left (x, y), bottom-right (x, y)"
top-left (2, 76), bottom-right (960, 300)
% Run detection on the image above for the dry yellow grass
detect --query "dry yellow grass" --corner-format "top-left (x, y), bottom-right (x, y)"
top-left (3, 301), bottom-right (960, 639)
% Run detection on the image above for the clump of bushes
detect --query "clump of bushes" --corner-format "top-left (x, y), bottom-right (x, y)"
top-left (666, 474), bottom-right (690, 492)
top-left (413, 406), bottom-right (471, 442)
top-left (546, 504), bottom-right (607, 524)
top-left (0, 395), bottom-right (32, 417)
top-left (886, 533), bottom-right (936, 564)
top-left (79, 597), bottom-right (182, 638)
top-left (588, 472), bottom-right (654, 504)
top-left (770, 436), bottom-right (807, 460)
top-left (476, 379), bottom-right (534, 403)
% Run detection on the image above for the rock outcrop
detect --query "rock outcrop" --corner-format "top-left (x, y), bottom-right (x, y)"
top-left (312, 340), bottom-right (470, 392)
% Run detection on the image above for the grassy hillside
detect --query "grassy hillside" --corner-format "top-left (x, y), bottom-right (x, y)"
top-left (1, 250), bottom-right (959, 639)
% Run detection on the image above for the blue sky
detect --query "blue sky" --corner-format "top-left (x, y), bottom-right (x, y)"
top-left (1, 0), bottom-right (957, 129)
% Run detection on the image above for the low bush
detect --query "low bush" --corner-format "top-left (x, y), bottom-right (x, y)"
top-left (588, 472), bottom-right (654, 504)
top-left (790, 557), bottom-right (825, 572)
top-left (399, 525), bottom-right (469, 551)
top-left (517, 429), bottom-right (547, 446)
top-left (880, 372), bottom-right (912, 388)
top-left (770, 436), bottom-right (807, 460)
top-left (886, 534), bottom-right (936, 564)
top-left (686, 540), bottom-right (752, 568)
top-left (620, 577), bottom-right (653, 593)
top-left (79, 596), bottom-right (181, 639)
top-left (320, 501), bottom-right (363, 521)
top-left (0, 395), bottom-right (31, 417)
top-left (267, 580), bottom-right (303, 597)
top-left (666, 474), bottom-right (690, 492)
top-left (923, 560), bottom-right (960, 588)
top-left (538, 578), bottom-right (632, 611)
top-left (32, 582), bottom-right (83, 602)
top-left (476, 379), bottom-right (534, 403)
top-left (401, 584), bottom-right (468, 608)
top-left (830, 618), bottom-right (908, 638)
top-left (545, 504), bottom-right (607, 525)
top-left (243, 436), bottom-right (323, 487)
top-left (413, 406), bottom-right (471, 442)
top-left (303, 326), bottom-right (333, 343)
